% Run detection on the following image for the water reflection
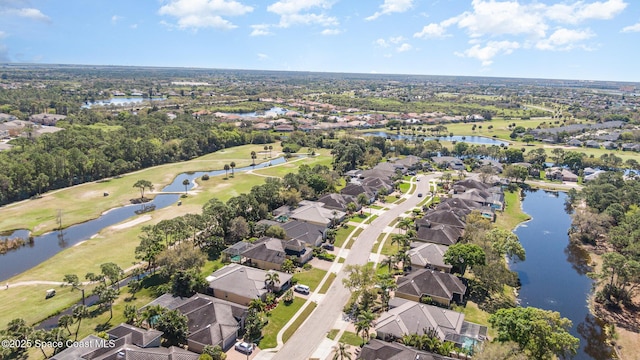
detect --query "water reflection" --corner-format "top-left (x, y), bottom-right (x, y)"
top-left (565, 242), bottom-right (593, 276)
top-left (577, 315), bottom-right (616, 360)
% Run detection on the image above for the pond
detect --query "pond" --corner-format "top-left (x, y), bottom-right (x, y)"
top-left (511, 190), bottom-right (614, 359)
top-left (361, 131), bottom-right (510, 146)
top-left (0, 157), bottom-right (286, 281)
top-left (81, 97), bottom-right (166, 108)
top-left (223, 106), bottom-right (289, 118)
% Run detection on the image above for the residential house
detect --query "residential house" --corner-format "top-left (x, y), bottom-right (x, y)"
top-left (585, 140), bottom-right (600, 149)
top-left (29, 113), bottom-right (66, 125)
top-left (584, 170), bottom-right (606, 182)
top-left (602, 141), bottom-right (617, 150)
top-left (358, 339), bottom-right (455, 360)
top-left (567, 138), bottom-right (583, 147)
top-left (341, 183), bottom-right (377, 204)
top-left (394, 155), bottom-right (423, 170)
top-left (288, 202), bottom-right (346, 227)
top-left (281, 220), bottom-right (326, 247)
top-left (361, 177), bottom-right (394, 194)
top-left (205, 264), bottom-right (292, 305)
top-left (408, 243), bottom-right (452, 272)
top-left (621, 143), bottom-right (640, 152)
top-left (431, 156), bottom-right (465, 171)
top-left (143, 293), bottom-right (248, 352)
top-left (414, 224), bottom-right (463, 246)
top-left (242, 236), bottom-right (312, 269)
top-left (107, 324), bottom-right (162, 348)
top-left (395, 269), bottom-right (467, 306)
top-left (52, 334), bottom-right (200, 360)
top-left (545, 167), bottom-right (578, 182)
top-left (221, 241), bottom-right (253, 263)
top-left (419, 210), bottom-right (466, 229)
top-left (274, 124), bottom-right (294, 132)
top-left (317, 193), bottom-right (361, 213)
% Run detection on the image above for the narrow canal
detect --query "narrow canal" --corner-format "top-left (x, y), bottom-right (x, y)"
top-left (0, 157), bottom-right (286, 281)
top-left (511, 190), bottom-right (614, 359)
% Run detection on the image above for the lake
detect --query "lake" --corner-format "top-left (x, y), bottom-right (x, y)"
top-left (0, 157), bottom-right (286, 281)
top-left (224, 106), bottom-right (289, 118)
top-left (511, 190), bottom-right (613, 359)
top-left (361, 131), bottom-right (510, 146)
top-left (82, 97), bottom-right (166, 108)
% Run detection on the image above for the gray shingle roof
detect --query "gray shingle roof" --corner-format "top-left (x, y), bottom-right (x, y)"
top-left (396, 269), bottom-right (466, 302)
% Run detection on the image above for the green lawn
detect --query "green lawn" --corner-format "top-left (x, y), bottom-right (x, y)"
top-left (339, 331), bottom-right (364, 347)
top-left (349, 214), bottom-right (369, 223)
top-left (337, 257), bottom-right (346, 263)
top-left (259, 297), bottom-right (305, 349)
top-left (398, 182), bottom-right (411, 193)
top-left (0, 143), bottom-right (282, 235)
top-left (495, 191), bottom-right (531, 231)
top-left (251, 149), bottom-right (332, 178)
top-left (373, 233), bottom-right (387, 253)
top-left (282, 302), bottom-right (317, 343)
top-left (385, 195), bottom-right (400, 203)
top-left (292, 268), bottom-right (327, 291)
top-left (334, 225), bottom-right (356, 248)
top-left (365, 215), bottom-right (378, 224)
top-left (327, 329), bottom-right (339, 340)
top-left (318, 272), bottom-right (336, 294)
top-left (345, 228), bottom-right (364, 250)
top-left (452, 301), bottom-right (496, 338)
top-left (380, 236), bottom-right (400, 256)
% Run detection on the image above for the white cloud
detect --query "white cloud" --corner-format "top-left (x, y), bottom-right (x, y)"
top-left (621, 22), bottom-right (640, 33)
top-left (366, 0), bottom-right (414, 21)
top-left (396, 43), bottom-right (412, 52)
top-left (130, 24), bottom-right (138, 29)
top-left (251, 24), bottom-right (273, 36)
top-left (375, 38), bottom-right (389, 47)
top-left (267, 0), bottom-right (338, 28)
top-left (456, 40), bottom-right (520, 66)
top-left (416, 0), bottom-right (626, 64)
top-left (258, 53), bottom-right (269, 60)
top-left (376, 36), bottom-right (405, 47)
top-left (536, 28), bottom-right (594, 50)
top-left (111, 15), bottom-right (123, 24)
top-left (158, 0), bottom-right (253, 30)
top-left (414, 23), bottom-right (448, 38)
top-left (321, 28), bottom-right (341, 35)
top-left (546, 0), bottom-right (627, 24)
top-left (2, 7), bottom-right (50, 22)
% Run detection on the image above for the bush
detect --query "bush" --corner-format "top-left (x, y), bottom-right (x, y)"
top-left (302, 263), bottom-right (312, 270)
top-left (201, 174), bottom-right (210, 181)
top-left (317, 253), bottom-right (336, 262)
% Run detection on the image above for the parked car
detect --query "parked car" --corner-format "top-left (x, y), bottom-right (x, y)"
top-left (417, 193), bottom-right (423, 197)
top-left (322, 243), bottom-right (335, 251)
top-left (294, 284), bottom-right (310, 294)
top-left (45, 289), bottom-right (56, 299)
top-left (235, 342), bottom-right (253, 354)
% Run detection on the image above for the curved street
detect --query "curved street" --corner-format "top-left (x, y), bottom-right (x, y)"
top-left (268, 173), bottom-right (436, 360)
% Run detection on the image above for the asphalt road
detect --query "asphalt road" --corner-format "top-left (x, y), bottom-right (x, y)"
top-left (271, 174), bottom-right (436, 360)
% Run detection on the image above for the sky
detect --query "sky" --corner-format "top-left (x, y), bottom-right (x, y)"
top-left (1, 0), bottom-right (639, 82)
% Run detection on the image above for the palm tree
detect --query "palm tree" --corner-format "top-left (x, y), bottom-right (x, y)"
top-left (230, 161), bottom-right (236, 177)
top-left (268, 145), bottom-right (273, 158)
top-left (397, 217), bottom-right (413, 234)
top-left (72, 305), bottom-right (89, 340)
top-left (57, 314), bottom-right (74, 335)
top-left (264, 145), bottom-right (268, 159)
top-left (355, 311), bottom-right (374, 346)
top-left (182, 179), bottom-right (189, 195)
top-left (141, 304), bottom-right (166, 328)
top-left (224, 164), bottom-right (230, 178)
top-left (124, 304), bottom-right (138, 325)
top-left (437, 341), bottom-right (456, 356)
top-left (380, 256), bottom-right (395, 273)
top-left (332, 342), bottom-right (352, 360)
top-left (391, 234), bottom-right (409, 251)
top-left (265, 270), bottom-right (280, 293)
top-left (251, 151), bottom-right (257, 166)
top-left (248, 298), bottom-right (266, 314)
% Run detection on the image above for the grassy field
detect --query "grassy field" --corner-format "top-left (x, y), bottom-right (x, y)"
top-left (334, 225), bottom-right (356, 248)
top-left (496, 190), bottom-right (531, 231)
top-left (0, 143), bottom-right (332, 329)
top-left (250, 149), bottom-right (333, 177)
top-left (318, 272), bottom-right (336, 294)
top-left (0, 143), bottom-right (284, 235)
top-left (292, 268), bottom-right (327, 291)
top-left (282, 302), bottom-right (317, 343)
top-left (348, 213), bottom-right (369, 223)
top-left (338, 331), bottom-right (363, 347)
top-left (345, 228), bottom-right (364, 250)
top-left (259, 297), bottom-right (305, 349)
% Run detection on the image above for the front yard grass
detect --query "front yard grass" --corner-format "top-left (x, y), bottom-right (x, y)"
top-left (292, 268), bottom-right (327, 291)
top-left (339, 331), bottom-right (363, 347)
top-left (259, 297), bottom-right (305, 349)
top-left (334, 225), bottom-right (356, 248)
top-left (327, 329), bottom-right (339, 340)
top-left (282, 302), bottom-right (317, 343)
top-left (373, 233), bottom-right (387, 253)
top-left (318, 272), bottom-right (336, 294)
top-left (348, 213), bottom-right (369, 223)
top-left (345, 228), bottom-right (364, 250)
